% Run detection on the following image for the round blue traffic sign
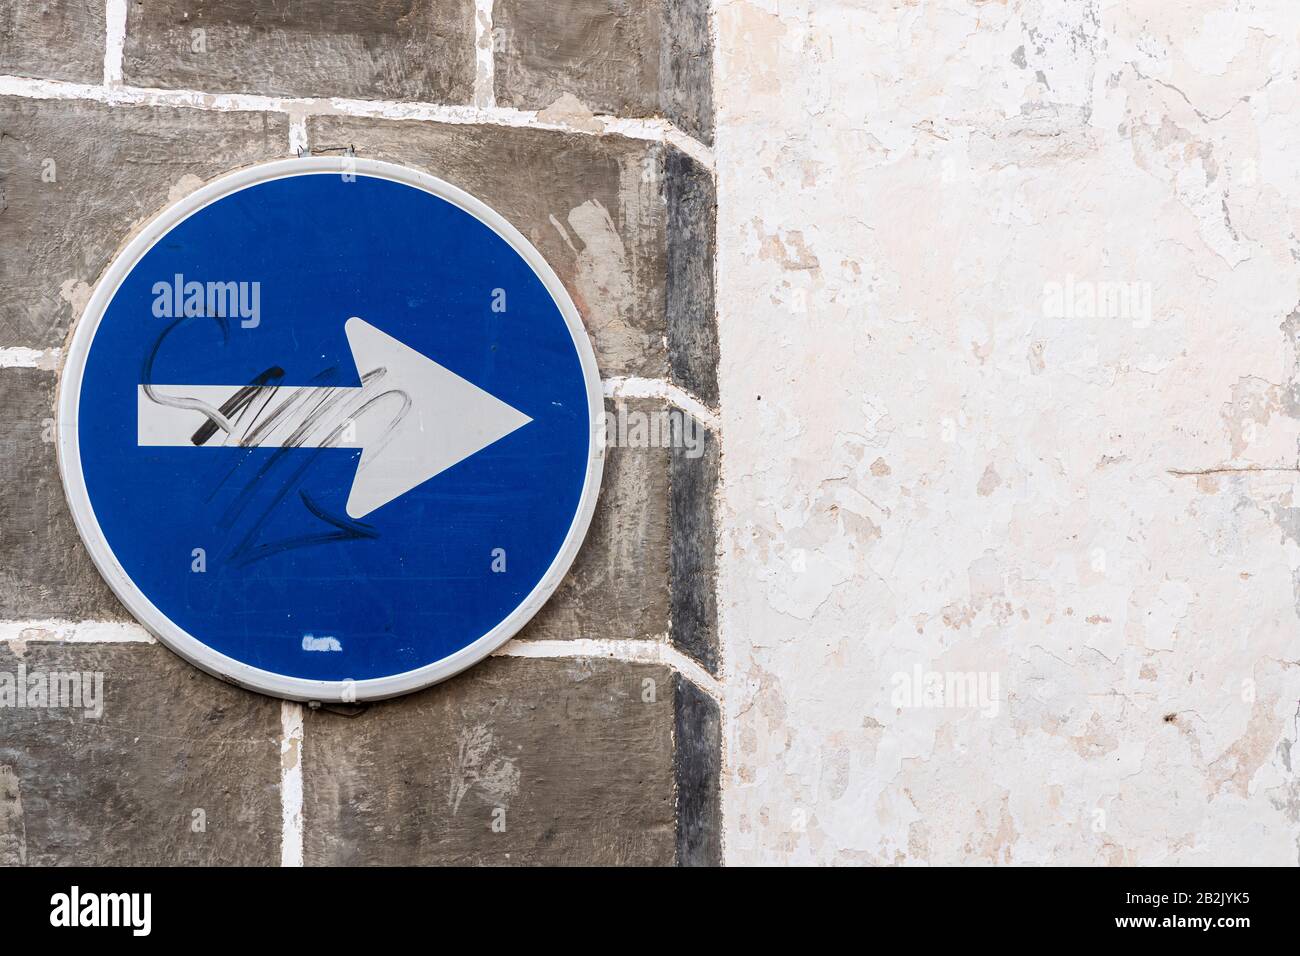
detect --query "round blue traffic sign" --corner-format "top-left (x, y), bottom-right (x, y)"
top-left (58, 158), bottom-right (604, 700)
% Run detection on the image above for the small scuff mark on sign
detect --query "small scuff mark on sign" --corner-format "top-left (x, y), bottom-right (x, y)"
top-left (302, 634), bottom-right (342, 652)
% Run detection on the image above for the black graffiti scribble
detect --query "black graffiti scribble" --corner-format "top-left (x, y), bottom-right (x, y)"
top-left (140, 314), bottom-right (411, 567)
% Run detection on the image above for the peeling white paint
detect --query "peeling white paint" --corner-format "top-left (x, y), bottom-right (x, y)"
top-left (0, 347), bottom-right (63, 370)
top-left (0, 619), bottom-right (154, 643)
top-left (716, 0), bottom-right (1300, 865)
top-left (288, 112), bottom-right (309, 156)
top-left (279, 702), bottom-right (304, 868)
top-left (473, 0), bottom-right (496, 110)
top-left (102, 0), bottom-right (126, 86)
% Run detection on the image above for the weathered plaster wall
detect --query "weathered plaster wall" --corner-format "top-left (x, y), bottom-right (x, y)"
top-left (0, 0), bottom-right (719, 866)
top-left (716, 0), bottom-right (1300, 864)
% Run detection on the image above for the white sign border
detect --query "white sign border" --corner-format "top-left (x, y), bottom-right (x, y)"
top-left (57, 157), bottom-right (605, 702)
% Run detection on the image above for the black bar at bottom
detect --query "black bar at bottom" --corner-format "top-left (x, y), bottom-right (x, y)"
top-left (0, 865), bottom-right (1287, 942)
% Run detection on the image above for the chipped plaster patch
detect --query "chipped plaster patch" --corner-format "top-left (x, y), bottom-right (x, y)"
top-left (58, 279), bottom-right (91, 319)
top-left (550, 199), bottom-right (652, 371)
top-left (166, 174), bottom-right (206, 204)
top-left (537, 92), bottom-right (602, 134)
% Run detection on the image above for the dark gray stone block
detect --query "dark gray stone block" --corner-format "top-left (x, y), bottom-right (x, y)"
top-left (122, 0), bottom-right (476, 103)
top-left (660, 0), bottom-right (714, 144)
top-left (666, 147), bottom-right (718, 406)
top-left (0, 641), bottom-right (282, 865)
top-left (674, 672), bottom-right (720, 865)
top-left (670, 414), bottom-right (718, 673)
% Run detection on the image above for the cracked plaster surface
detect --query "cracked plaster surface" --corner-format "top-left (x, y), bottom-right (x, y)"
top-left (716, 0), bottom-right (1300, 864)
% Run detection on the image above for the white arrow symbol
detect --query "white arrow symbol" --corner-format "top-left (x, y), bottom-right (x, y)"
top-left (137, 317), bottom-right (533, 519)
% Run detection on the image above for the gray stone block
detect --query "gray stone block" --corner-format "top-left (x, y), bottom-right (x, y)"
top-left (308, 115), bottom-right (668, 379)
top-left (666, 147), bottom-right (718, 406)
top-left (660, 0), bottom-right (714, 144)
top-left (0, 96), bottom-right (289, 349)
top-left (0, 641), bottom-right (282, 865)
top-left (493, 0), bottom-right (714, 144)
top-left (520, 398), bottom-right (670, 644)
top-left (122, 0), bottom-right (476, 103)
top-left (674, 672), bottom-right (720, 865)
top-left (302, 656), bottom-right (676, 865)
top-left (0, 367), bottom-right (125, 620)
top-left (0, 0), bottom-right (106, 85)
top-left (494, 0), bottom-right (657, 122)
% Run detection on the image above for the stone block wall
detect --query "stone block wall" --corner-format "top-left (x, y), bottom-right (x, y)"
top-left (0, 0), bottom-right (719, 866)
